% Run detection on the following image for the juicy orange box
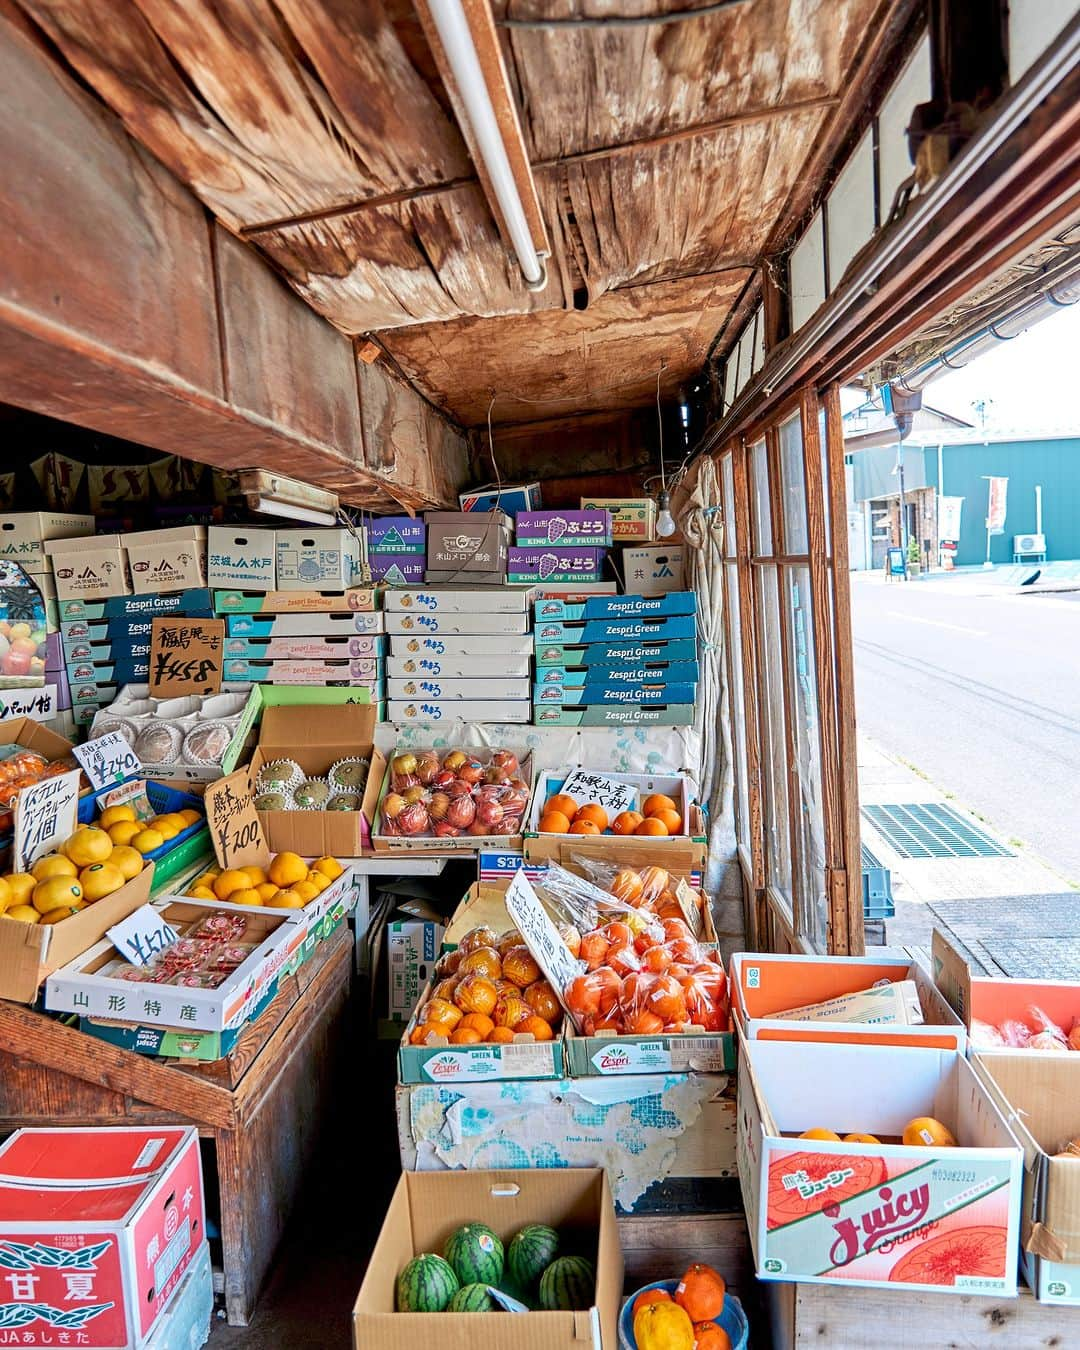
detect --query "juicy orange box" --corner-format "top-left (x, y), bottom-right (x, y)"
top-left (736, 1033), bottom-right (1024, 1294)
top-left (729, 952), bottom-right (967, 1051)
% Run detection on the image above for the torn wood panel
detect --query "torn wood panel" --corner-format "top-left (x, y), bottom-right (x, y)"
top-left (498, 0), bottom-right (878, 160)
top-left (379, 269), bottom-right (750, 425)
top-left (257, 183), bottom-right (567, 331)
top-left (215, 228), bottom-right (363, 462)
top-left (358, 357), bottom-right (468, 502)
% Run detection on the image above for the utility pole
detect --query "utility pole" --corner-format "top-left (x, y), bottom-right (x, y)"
top-left (897, 435), bottom-right (908, 576)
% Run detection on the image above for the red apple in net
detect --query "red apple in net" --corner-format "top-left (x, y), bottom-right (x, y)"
top-left (467, 820), bottom-right (490, 836)
top-left (484, 764), bottom-right (512, 785)
top-left (475, 798), bottom-right (504, 828)
top-left (433, 769), bottom-right (456, 789)
top-left (397, 802), bottom-right (431, 835)
top-left (392, 752), bottom-right (418, 777)
top-left (446, 795), bottom-right (476, 829)
top-left (442, 749), bottom-right (468, 772)
top-left (415, 751), bottom-right (441, 785)
top-left (402, 785), bottom-right (426, 805)
top-left (428, 791), bottom-right (451, 822)
top-left (381, 792), bottom-right (406, 820)
top-left (433, 820), bottom-right (461, 837)
top-left (391, 771), bottom-right (419, 792)
top-left (498, 814), bottom-right (523, 835)
top-left (458, 760), bottom-right (484, 785)
top-left (490, 749), bottom-right (519, 775)
top-left (447, 777), bottom-right (474, 798)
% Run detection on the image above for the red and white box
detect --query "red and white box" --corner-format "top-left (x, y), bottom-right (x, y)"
top-left (0, 1126), bottom-right (205, 1348)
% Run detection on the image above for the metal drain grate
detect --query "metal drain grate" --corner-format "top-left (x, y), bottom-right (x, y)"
top-left (861, 803), bottom-right (1013, 860)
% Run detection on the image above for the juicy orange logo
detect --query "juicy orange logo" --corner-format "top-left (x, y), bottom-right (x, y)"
top-left (827, 1181), bottom-right (931, 1265)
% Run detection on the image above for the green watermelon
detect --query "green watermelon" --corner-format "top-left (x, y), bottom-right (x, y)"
top-left (444, 1223), bottom-right (504, 1287)
top-left (507, 1224), bottom-right (560, 1292)
top-left (538, 1255), bottom-right (595, 1311)
top-left (396, 1253), bottom-right (459, 1312)
top-left (448, 1283), bottom-right (498, 1312)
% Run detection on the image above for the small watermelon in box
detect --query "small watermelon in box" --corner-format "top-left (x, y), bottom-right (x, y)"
top-left (353, 1169), bottom-right (622, 1346)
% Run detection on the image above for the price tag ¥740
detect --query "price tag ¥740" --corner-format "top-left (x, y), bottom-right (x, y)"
top-left (74, 730), bottom-right (141, 791)
top-left (203, 767), bottom-right (267, 869)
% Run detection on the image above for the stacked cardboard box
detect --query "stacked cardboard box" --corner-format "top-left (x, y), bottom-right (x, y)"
top-left (385, 587), bottom-right (533, 723)
top-left (367, 514), bottom-right (426, 585)
top-left (459, 481), bottom-right (541, 514)
top-left (424, 508), bottom-right (510, 583)
top-left (215, 588), bottom-right (384, 708)
top-left (59, 587), bottom-right (216, 725)
top-left (508, 508), bottom-right (611, 585)
top-left (532, 590), bottom-right (699, 726)
top-left (0, 511), bottom-right (94, 633)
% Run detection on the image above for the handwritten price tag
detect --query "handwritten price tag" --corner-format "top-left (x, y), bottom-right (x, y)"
top-left (74, 730), bottom-right (141, 791)
top-left (107, 904), bottom-right (179, 967)
top-left (148, 617), bottom-right (225, 696)
top-left (13, 768), bottom-right (81, 871)
top-left (558, 770), bottom-right (636, 818)
top-left (203, 766), bottom-right (267, 869)
top-left (504, 871), bottom-right (583, 1023)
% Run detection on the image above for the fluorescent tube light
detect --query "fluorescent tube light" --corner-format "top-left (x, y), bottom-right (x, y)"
top-left (250, 497), bottom-right (338, 526)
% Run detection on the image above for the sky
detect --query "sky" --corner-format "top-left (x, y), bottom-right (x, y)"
top-left (917, 301), bottom-right (1080, 437)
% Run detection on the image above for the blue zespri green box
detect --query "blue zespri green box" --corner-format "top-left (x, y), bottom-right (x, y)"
top-left (532, 704), bottom-right (696, 727)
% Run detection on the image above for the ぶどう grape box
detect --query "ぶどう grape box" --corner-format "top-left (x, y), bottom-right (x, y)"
top-left (737, 1035), bottom-right (1023, 1295)
top-left (0, 1125), bottom-right (205, 1347)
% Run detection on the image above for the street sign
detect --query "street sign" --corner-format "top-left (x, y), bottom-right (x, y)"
top-left (886, 546), bottom-right (906, 577)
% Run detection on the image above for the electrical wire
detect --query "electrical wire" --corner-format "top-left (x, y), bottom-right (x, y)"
top-left (656, 364), bottom-right (666, 492)
top-left (498, 0), bottom-right (751, 29)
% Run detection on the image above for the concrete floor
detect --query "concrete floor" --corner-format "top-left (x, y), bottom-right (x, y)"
top-left (206, 1033), bottom-right (400, 1348)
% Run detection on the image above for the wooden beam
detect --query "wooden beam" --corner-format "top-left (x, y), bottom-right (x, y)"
top-left (0, 8), bottom-right (459, 509)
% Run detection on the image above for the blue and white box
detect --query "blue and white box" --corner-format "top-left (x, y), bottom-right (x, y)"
top-left (534, 590), bottom-right (696, 622)
top-left (207, 526), bottom-right (277, 588)
top-left (534, 614), bottom-right (697, 646)
top-left (368, 516), bottom-right (427, 554)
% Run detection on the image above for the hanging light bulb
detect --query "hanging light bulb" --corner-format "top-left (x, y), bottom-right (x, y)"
top-left (655, 489), bottom-right (677, 539)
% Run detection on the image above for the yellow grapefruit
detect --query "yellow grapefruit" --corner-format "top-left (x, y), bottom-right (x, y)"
top-left (267, 889), bottom-right (305, 909)
top-left (98, 804), bottom-right (136, 830)
top-left (109, 846), bottom-right (144, 881)
top-left (291, 879), bottom-right (319, 904)
top-left (799, 1128), bottom-right (842, 1141)
top-left (78, 863), bottom-right (126, 902)
top-left (4, 874), bottom-right (36, 907)
top-left (843, 1133), bottom-right (882, 1144)
top-left (62, 827), bottom-right (113, 868)
top-left (305, 870), bottom-right (330, 894)
top-left (31, 855), bottom-right (77, 882)
top-left (256, 882), bottom-right (280, 903)
top-left (107, 820), bottom-right (142, 847)
top-left (32, 877), bottom-right (84, 914)
top-left (903, 1117), bottom-right (956, 1148)
top-left (5, 905), bottom-right (40, 923)
top-left (212, 869), bottom-right (252, 902)
top-left (312, 856), bottom-right (344, 881)
top-left (227, 888), bottom-right (263, 907)
top-left (241, 865), bottom-right (268, 887)
top-left (130, 828), bottom-right (165, 855)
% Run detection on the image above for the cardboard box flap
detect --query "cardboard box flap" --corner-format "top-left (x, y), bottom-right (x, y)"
top-left (260, 700), bottom-right (377, 765)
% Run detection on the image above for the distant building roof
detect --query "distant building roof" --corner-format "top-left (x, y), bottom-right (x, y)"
top-left (843, 402), bottom-right (973, 451)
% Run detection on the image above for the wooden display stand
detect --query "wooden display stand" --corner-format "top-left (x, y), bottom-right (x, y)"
top-left (0, 924), bottom-right (351, 1326)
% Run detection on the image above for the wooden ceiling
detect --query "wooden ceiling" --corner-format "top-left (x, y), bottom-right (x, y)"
top-left (17, 0), bottom-right (886, 427)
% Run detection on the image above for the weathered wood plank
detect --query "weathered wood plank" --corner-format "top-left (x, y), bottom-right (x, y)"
top-left (382, 270), bottom-right (750, 427)
top-left (357, 357), bottom-right (468, 501)
top-left (216, 227), bottom-right (362, 462)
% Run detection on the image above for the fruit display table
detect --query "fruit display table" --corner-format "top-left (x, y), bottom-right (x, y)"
top-left (0, 923), bottom-right (351, 1326)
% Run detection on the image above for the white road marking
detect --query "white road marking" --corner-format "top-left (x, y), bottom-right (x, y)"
top-left (884, 611), bottom-right (987, 636)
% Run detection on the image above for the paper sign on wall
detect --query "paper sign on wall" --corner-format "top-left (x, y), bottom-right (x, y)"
top-left (203, 766), bottom-right (268, 870)
top-left (557, 770), bottom-right (637, 817)
top-left (13, 768), bottom-right (81, 870)
top-left (107, 904), bottom-right (179, 966)
top-left (74, 730), bottom-right (141, 790)
top-left (0, 686), bottom-right (58, 724)
top-left (148, 617), bottom-right (225, 696)
top-left (504, 871), bottom-right (584, 1023)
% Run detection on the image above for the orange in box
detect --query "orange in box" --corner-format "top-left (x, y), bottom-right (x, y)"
top-left (730, 952), bottom-right (966, 1051)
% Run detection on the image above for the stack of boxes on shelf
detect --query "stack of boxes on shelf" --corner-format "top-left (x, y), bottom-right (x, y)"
top-left (581, 494), bottom-right (686, 596)
top-left (50, 523), bottom-right (210, 728)
top-left (508, 508), bottom-right (611, 585)
top-left (212, 525), bottom-right (383, 709)
top-left (532, 590), bottom-right (699, 726)
top-left (385, 587), bottom-right (533, 723)
top-left (367, 515), bottom-right (426, 586)
top-left (425, 508), bottom-right (511, 583)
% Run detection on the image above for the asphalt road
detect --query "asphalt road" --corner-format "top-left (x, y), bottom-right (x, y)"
top-left (851, 575), bottom-right (1080, 883)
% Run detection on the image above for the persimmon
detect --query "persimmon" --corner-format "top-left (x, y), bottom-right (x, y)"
top-left (574, 802), bottom-right (609, 831)
top-left (693, 1321), bottom-right (731, 1350)
top-left (643, 944), bottom-right (674, 974)
top-left (643, 793), bottom-right (678, 818)
top-left (629, 1009), bottom-right (665, 1035)
top-left (635, 817), bottom-right (669, 837)
top-left (569, 819), bottom-right (601, 835)
top-left (545, 793), bottom-right (578, 819)
top-left (603, 920), bottom-right (633, 946)
top-left (663, 918), bottom-right (694, 943)
top-left (607, 945), bottom-right (641, 977)
top-left (538, 810), bottom-right (571, 834)
top-left (638, 866), bottom-right (672, 900)
top-left (648, 974), bottom-right (688, 1023)
top-left (670, 939), bottom-right (700, 964)
top-left (611, 810), bottom-right (644, 835)
top-left (579, 930), bottom-right (611, 969)
top-left (611, 867), bottom-right (645, 905)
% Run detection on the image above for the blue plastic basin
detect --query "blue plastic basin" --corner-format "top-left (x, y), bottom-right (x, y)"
top-left (619, 1280), bottom-right (749, 1350)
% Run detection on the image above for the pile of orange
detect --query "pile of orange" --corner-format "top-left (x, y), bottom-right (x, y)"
top-left (538, 791), bottom-right (683, 837)
top-left (185, 852), bottom-right (345, 909)
top-left (410, 925), bottom-right (563, 1047)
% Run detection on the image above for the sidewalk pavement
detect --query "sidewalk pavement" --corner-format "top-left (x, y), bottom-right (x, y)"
top-left (857, 733), bottom-right (1076, 950)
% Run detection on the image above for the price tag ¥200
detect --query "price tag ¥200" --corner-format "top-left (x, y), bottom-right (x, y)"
top-left (203, 767), bottom-right (267, 869)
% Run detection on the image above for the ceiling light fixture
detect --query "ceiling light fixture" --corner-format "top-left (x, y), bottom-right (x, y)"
top-left (250, 497), bottom-right (338, 527)
top-left (421, 0), bottom-right (548, 291)
top-left (237, 470), bottom-right (340, 526)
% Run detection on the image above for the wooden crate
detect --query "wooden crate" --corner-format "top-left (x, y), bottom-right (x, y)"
top-left (767, 1279), bottom-right (1080, 1347)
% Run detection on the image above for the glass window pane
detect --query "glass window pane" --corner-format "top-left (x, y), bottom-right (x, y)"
top-left (721, 454), bottom-right (736, 558)
top-left (786, 566), bottom-right (828, 951)
top-left (726, 562), bottom-right (750, 855)
top-left (879, 35), bottom-right (930, 218)
top-left (790, 211), bottom-right (826, 330)
top-left (757, 567), bottom-right (792, 911)
top-left (779, 414), bottom-right (809, 555)
top-left (819, 405), bottom-right (831, 544)
top-left (826, 129), bottom-right (875, 288)
top-left (750, 439), bottom-right (772, 555)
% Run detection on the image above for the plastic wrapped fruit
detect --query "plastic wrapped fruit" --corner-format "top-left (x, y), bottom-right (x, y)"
top-left (446, 796), bottom-right (476, 829)
top-left (434, 949), bottom-right (464, 978)
top-left (459, 925), bottom-right (500, 954)
top-left (396, 802), bottom-right (431, 835)
top-left (458, 946), bottom-right (502, 980)
top-left (524, 979), bottom-right (562, 1024)
top-left (427, 791), bottom-right (451, 822)
top-left (493, 994), bottom-right (531, 1029)
top-left (453, 974), bottom-right (498, 1016)
top-left (496, 929), bottom-right (524, 957)
top-left (502, 944), bottom-right (542, 988)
